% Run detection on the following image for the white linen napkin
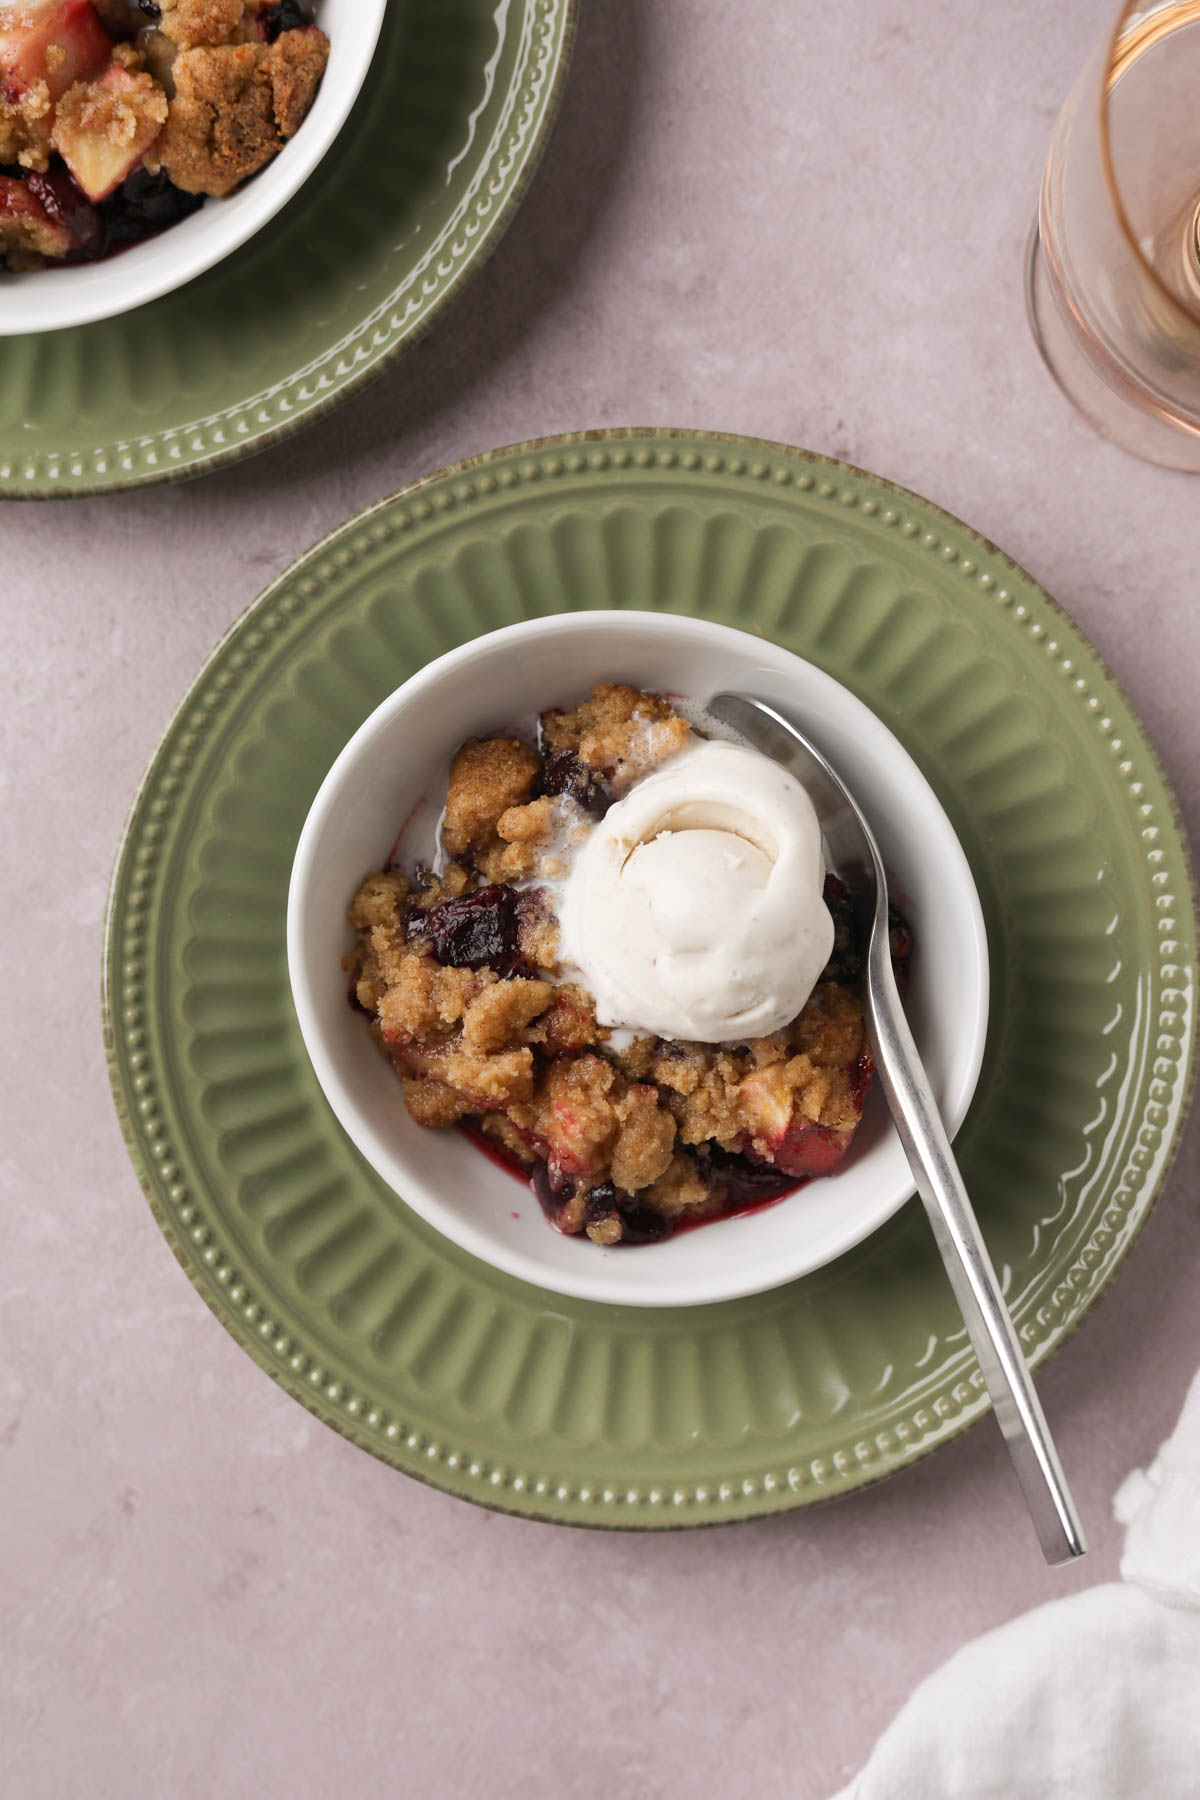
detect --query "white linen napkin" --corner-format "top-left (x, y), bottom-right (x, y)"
top-left (831, 1369), bottom-right (1200, 1800)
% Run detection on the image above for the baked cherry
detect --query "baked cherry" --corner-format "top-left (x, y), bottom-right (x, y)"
top-left (703, 1144), bottom-right (796, 1205)
top-left (585, 1181), bottom-right (671, 1244)
top-left (416, 884), bottom-right (525, 976)
top-left (259, 0), bottom-right (313, 40)
top-left (531, 1159), bottom-right (575, 1226)
top-left (821, 873), bottom-right (913, 987)
top-left (98, 166), bottom-right (203, 247)
top-left (888, 906), bottom-right (914, 984)
top-left (23, 167), bottom-right (102, 255)
top-left (820, 873), bottom-right (863, 983)
top-left (540, 749), bottom-right (610, 819)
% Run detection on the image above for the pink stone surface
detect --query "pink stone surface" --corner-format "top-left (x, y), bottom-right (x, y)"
top-left (3, 3), bottom-right (1199, 1795)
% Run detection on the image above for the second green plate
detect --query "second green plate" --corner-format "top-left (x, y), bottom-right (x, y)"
top-left (0, 0), bottom-right (575, 498)
top-left (104, 429), bottom-right (1196, 1526)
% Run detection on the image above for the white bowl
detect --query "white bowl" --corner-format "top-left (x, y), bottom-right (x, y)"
top-left (0, 0), bottom-right (384, 335)
top-left (288, 614), bottom-right (990, 1309)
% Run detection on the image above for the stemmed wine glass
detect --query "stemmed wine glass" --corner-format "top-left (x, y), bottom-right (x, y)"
top-left (1027, 1), bottom-right (1200, 471)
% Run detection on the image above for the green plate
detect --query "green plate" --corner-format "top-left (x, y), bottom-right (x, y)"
top-left (103, 428), bottom-right (1197, 1527)
top-left (0, 0), bottom-right (575, 499)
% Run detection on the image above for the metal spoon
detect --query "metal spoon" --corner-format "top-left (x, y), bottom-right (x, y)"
top-left (708, 691), bottom-right (1086, 1565)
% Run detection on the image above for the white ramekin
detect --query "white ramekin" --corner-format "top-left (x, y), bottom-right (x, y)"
top-left (288, 612), bottom-right (990, 1308)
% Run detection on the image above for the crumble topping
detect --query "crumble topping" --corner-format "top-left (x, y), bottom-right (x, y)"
top-left (346, 684), bottom-right (900, 1247)
top-left (441, 736), bottom-right (541, 862)
top-left (155, 29), bottom-right (327, 196)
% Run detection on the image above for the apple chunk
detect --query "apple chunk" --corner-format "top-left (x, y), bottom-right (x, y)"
top-left (0, 0), bottom-right (113, 103)
top-left (51, 62), bottom-right (167, 200)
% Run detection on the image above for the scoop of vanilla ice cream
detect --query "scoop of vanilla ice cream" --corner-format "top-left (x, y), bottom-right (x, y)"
top-left (558, 738), bottom-right (834, 1042)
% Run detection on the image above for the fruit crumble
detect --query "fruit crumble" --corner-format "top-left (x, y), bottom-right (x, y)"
top-left (347, 683), bottom-right (913, 1247)
top-left (0, 0), bottom-right (328, 269)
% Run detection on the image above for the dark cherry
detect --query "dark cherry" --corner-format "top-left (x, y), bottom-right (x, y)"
top-left (24, 167), bottom-right (102, 258)
top-left (849, 1049), bottom-right (874, 1109)
top-left (138, 0), bottom-right (162, 20)
top-left (820, 873), bottom-right (913, 988)
top-left (702, 1145), bottom-right (796, 1205)
top-left (888, 905), bottom-right (914, 985)
top-left (98, 166), bottom-right (204, 249)
top-left (417, 883), bottom-right (525, 975)
top-left (540, 749), bottom-right (610, 819)
top-left (820, 873), bottom-right (864, 983)
top-left (585, 1182), bottom-right (671, 1244)
top-left (615, 1199), bottom-right (672, 1244)
top-left (531, 1160), bottom-right (570, 1223)
top-left (259, 0), bottom-right (313, 40)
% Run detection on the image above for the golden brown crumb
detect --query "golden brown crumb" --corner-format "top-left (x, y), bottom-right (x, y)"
top-left (402, 1076), bottom-right (470, 1129)
top-left (558, 1192), bottom-right (588, 1235)
top-left (789, 982), bottom-right (868, 1070)
top-left (515, 888), bottom-right (561, 971)
top-left (442, 737), bottom-right (540, 861)
top-left (262, 26), bottom-right (326, 137)
top-left (0, 174), bottom-right (65, 264)
top-left (0, 81), bottom-right (53, 173)
top-left (585, 1214), bottom-right (623, 1247)
top-left (462, 977), bottom-right (552, 1053)
top-left (656, 1045), bottom-right (747, 1148)
top-left (497, 796), bottom-right (554, 845)
top-left (528, 1054), bottom-right (619, 1174)
top-left (159, 0), bottom-right (246, 51)
top-left (155, 43), bottom-right (269, 193)
top-left (436, 1045), bottom-right (535, 1110)
top-left (472, 794), bottom-right (560, 882)
top-left (642, 1153), bottom-right (721, 1221)
top-left (526, 985), bottom-right (599, 1055)
top-left (376, 951), bottom-right (490, 1045)
top-left (610, 1084), bottom-right (676, 1192)
top-left (541, 683), bottom-right (692, 789)
top-left (789, 1057), bottom-right (848, 1131)
top-left (608, 1036), bottom-right (658, 1080)
top-left (347, 870), bottom-right (409, 933)
top-left (408, 861), bottom-right (470, 910)
top-left (479, 1114), bottom-right (537, 1166)
top-left (156, 27), bottom-right (328, 197)
top-left (476, 839), bottom-right (536, 883)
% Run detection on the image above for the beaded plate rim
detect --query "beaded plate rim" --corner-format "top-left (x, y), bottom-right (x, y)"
top-left (0, 0), bottom-right (578, 501)
top-left (102, 426), bottom-right (1199, 1528)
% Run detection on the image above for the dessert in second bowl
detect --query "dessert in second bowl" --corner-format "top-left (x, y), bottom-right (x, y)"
top-left (0, 0), bottom-right (329, 270)
top-left (346, 683), bottom-right (912, 1247)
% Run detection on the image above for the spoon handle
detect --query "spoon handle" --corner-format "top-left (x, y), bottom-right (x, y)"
top-left (866, 905), bottom-right (1087, 1565)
